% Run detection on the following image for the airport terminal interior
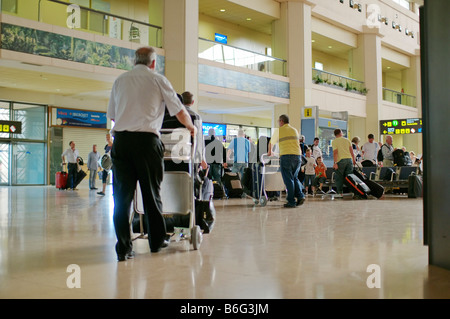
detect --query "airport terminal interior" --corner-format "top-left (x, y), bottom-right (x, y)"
top-left (0, 0), bottom-right (449, 299)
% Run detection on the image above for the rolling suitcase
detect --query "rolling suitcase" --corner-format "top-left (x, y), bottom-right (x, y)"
top-left (353, 167), bottom-right (384, 199)
top-left (344, 173), bottom-right (371, 199)
top-left (56, 171), bottom-right (68, 190)
top-left (408, 173), bottom-right (423, 198)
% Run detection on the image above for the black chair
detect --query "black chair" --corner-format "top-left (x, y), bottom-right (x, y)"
top-left (362, 167), bottom-right (377, 180)
top-left (393, 166), bottom-right (419, 188)
top-left (323, 167), bottom-right (337, 194)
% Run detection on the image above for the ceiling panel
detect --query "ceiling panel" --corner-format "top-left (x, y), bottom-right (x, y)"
top-left (199, 0), bottom-right (276, 35)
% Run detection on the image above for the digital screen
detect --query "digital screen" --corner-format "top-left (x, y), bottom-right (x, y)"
top-left (379, 118), bottom-right (422, 135)
top-left (215, 33), bottom-right (228, 44)
top-left (202, 123), bottom-right (227, 136)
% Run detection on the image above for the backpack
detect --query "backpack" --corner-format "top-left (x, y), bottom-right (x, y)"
top-left (377, 144), bottom-right (386, 162)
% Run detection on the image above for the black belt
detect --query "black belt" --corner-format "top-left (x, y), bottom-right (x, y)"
top-left (114, 131), bottom-right (158, 139)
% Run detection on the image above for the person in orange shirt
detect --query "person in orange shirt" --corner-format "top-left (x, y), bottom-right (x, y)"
top-left (313, 156), bottom-right (327, 195)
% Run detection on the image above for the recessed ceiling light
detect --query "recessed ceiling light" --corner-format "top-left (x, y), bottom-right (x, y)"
top-left (328, 46), bottom-right (333, 49)
top-left (312, 40), bottom-right (316, 43)
top-left (246, 18), bottom-right (252, 21)
top-left (387, 66), bottom-right (391, 69)
top-left (220, 9), bottom-right (225, 12)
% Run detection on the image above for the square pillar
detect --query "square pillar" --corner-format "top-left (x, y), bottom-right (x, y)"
top-left (163, 0), bottom-right (199, 110)
top-left (272, 1), bottom-right (313, 131)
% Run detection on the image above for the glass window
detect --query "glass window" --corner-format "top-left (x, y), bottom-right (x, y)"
top-left (0, 143), bottom-right (10, 185)
top-left (392, 0), bottom-right (410, 10)
top-left (13, 103), bottom-right (46, 141)
top-left (12, 142), bottom-right (46, 185)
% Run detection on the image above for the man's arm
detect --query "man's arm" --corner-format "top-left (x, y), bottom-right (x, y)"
top-left (349, 145), bottom-right (356, 164)
top-left (333, 149), bottom-right (338, 170)
top-left (61, 150), bottom-right (66, 165)
top-left (267, 142), bottom-right (273, 156)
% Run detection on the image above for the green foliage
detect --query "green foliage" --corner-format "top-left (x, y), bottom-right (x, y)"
top-left (0, 23), bottom-right (134, 71)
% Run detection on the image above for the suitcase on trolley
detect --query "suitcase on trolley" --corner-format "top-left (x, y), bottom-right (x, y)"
top-left (222, 172), bottom-right (244, 198)
top-left (344, 173), bottom-right (371, 199)
top-left (56, 171), bottom-right (68, 190)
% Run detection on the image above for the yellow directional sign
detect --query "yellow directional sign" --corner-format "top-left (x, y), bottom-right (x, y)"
top-left (304, 108), bottom-right (313, 118)
top-left (380, 118), bottom-right (422, 135)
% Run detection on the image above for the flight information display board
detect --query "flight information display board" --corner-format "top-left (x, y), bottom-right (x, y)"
top-left (379, 118), bottom-right (422, 135)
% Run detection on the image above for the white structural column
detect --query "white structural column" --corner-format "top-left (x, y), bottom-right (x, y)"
top-left (360, 27), bottom-right (383, 139)
top-left (272, 0), bottom-right (313, 131)
top-left (163, 0), bottom-right (199, 110)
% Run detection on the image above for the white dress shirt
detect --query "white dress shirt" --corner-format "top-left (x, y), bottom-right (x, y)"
top-left (362, 141), bottom-right (379, 162)
top-left (62, 148), bottom-right (79, 163)
top-left (107, 64), bottom-right (184, 137)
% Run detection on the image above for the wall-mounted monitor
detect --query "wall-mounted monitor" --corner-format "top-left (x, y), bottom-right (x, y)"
top-left (202, 123), bottom-right (227, 136)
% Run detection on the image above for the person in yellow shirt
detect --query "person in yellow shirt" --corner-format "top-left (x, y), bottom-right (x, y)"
top-left (331, 129), bottom-right (356, 194)
top-left (268, 114), bottom-right (305, 208)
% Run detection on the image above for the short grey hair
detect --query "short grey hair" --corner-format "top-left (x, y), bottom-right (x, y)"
top-left (135, 46), bottom-right (157, 66)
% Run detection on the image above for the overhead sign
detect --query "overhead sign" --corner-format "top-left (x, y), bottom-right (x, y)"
top-left (56, 108), bottom-right (107, 129)
top-left (214, 33), bottom-right (228, 44)
top-left (0, 121), bottom-right (22, 134)
top-left (380, 118), bottom-right (422, 135)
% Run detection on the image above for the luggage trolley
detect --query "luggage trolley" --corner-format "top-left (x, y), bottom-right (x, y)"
top-left (248, 154), bottom-right (285, 207)
top-left (130, 128), bottom-right (202, 250)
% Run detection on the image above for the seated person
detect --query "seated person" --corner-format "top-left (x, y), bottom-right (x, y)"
top-left (313, 156), bottom-right (327, 194)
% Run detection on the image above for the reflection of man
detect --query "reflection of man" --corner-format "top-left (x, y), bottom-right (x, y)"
top-left (268, 114), bottom-right (305, 208)
top-left (107, 46), bottom-right (196, 261)
top-left (205, 128), bottom-right (227, 182)
top-left (61, 141), bottom-right (79, 190)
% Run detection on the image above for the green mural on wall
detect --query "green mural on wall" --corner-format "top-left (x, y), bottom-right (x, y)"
top-left (0, 23), bottom-right (165, 74)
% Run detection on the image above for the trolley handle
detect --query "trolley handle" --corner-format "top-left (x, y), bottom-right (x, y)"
top-left (260, 153), bottom-right (278, 165)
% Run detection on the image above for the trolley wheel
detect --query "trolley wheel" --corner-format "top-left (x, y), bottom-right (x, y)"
top-left (259, 196), bottom-right (267, 207)
top-left (191, 225), bottom-right (202, 250)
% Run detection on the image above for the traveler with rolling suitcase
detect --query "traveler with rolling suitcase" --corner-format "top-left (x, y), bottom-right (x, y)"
top-left (61, 141), bottom-right (80, 190)
top-left (331, 129), bottom-right (357, 195)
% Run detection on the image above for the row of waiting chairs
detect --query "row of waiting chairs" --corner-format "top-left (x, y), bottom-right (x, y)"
top-left (322, 165), bottom-right (420, 194)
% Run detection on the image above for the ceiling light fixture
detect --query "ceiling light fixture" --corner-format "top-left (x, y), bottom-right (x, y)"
top-left (246, 18), bottom-right (252, 21)
top-left (328, 46), bottom-right (333, 49)
top-left (220, 9), bottom-right (225, 12)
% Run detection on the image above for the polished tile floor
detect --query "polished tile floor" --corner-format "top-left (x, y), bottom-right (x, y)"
top-left (0, 182), bottom-right (449, 299)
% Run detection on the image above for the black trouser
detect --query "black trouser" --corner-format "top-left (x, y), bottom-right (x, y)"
top-left (67, 163), bottom-right (78, 189)
top-left (111, 131), bottom-right (166, 254)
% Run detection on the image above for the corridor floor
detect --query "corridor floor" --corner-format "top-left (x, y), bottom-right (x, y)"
top-left (0, 185), bottom-right (449, 299)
